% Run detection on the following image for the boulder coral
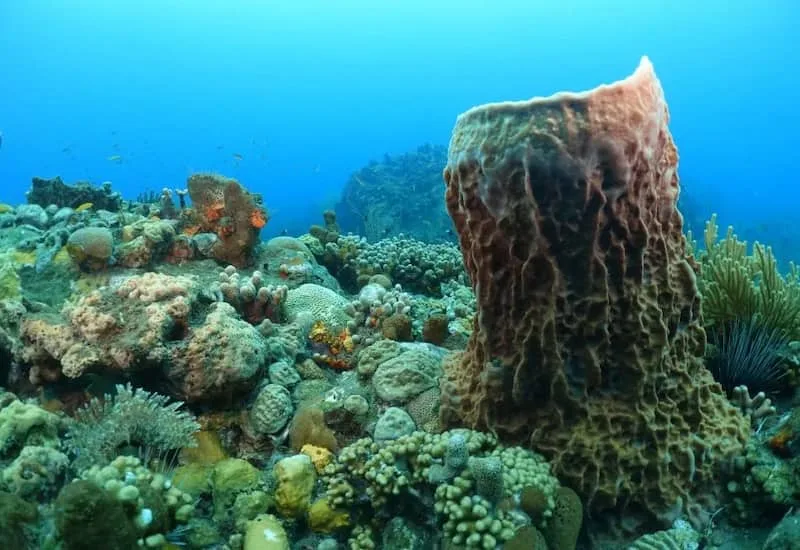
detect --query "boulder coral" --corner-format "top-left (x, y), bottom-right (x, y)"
top-left (439, 57), bottom-right (749, 528)
top-left (66, 227), bottom-right (114, 270)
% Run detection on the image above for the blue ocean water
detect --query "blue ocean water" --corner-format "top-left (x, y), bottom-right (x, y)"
top-left (0, 0), bottom-right (797, 253)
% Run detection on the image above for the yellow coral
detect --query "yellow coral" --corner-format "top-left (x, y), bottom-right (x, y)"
top-left (300, 443), bottom-right (334, 473)
top-left (11, 250), bottom-right (36, 266)
top-left (273, 454), bottom-right (316, 518)
top-left (243, 514), bottom-right (289, 550)
top-left (308, 497), bottom-right (350, 533)
top-left (182, 430), bottom-right (227, 465)
top-left (52, 246), bottom-right (73, 265)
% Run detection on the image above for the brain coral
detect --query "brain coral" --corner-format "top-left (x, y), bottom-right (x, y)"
top-left (439, 57), bottom-right (749, 528)
top-left (283, 283), bottom-right (353, 332)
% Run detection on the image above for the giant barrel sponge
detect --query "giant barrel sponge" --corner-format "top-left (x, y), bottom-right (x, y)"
top-left (440, 57), bottom-right (749, 530)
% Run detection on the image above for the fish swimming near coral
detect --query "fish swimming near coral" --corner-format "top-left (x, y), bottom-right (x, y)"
top-left (74, 202), bottom-right (93, 213)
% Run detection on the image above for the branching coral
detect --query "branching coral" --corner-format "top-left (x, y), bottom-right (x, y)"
top-left (319, 429), bottom-right (567, 549)
top-left (217, 265), bottom-right (287, 324)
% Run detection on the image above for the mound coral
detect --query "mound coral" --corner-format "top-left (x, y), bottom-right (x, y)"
top-left (439, 57), bottom-right (749, 528)
top-left (66, 227), bottom-right (114, 270)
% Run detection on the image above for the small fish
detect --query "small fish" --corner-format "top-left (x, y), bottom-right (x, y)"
top-left (0, 131), bottom-right (3, 149)
top-left (232, 153), bottom-right (244, 162)
top-left (281, 228), bottom-right (289, 236)
top-left (107, 155), bottom-right (123, 163)
top-left (74, 202), bottom-right (93, 213)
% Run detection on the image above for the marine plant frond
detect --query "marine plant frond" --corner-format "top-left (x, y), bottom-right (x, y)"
top-left (65, 383), bottom-right (199, 471)
top-left (696, 215), bottom-right (800, 340)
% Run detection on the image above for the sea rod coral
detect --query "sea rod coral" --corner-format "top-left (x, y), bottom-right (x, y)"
top-left (438, 57), bottom-right (749, 530)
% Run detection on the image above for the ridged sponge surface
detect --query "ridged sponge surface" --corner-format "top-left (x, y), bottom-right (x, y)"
top-left (440, 57), bottom-right (749, 526)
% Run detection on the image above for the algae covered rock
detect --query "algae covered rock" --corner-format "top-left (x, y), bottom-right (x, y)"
top-left (173, 302), bottom-right (267, 402)
top-left (764, 510), bottom-right (800, 550)
top-left (0, 399), bottom-right (61, 454)
top-left (54, 480), bottom-right (138, 550)
top-left (0, 490), bottom-right (38, 549)
top-left (0, 254), bottom-right (21, 301)
top-left (211, 458), bottom-right (262, 518)
top-left (2, 444), bottom-right (69, 499)
top-left (308, 496), bottom-right (350, 533)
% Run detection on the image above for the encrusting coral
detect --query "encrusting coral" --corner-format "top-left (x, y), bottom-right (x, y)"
top-left (438, 57), bottom-right (749, 529)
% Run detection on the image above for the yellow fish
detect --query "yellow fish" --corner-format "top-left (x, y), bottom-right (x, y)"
top-left (107, 155), bottom-right (123, 163)
top-left (74, 202), bottom-right (93, 213)
top-left (0, 203), bottom-right (13, 214)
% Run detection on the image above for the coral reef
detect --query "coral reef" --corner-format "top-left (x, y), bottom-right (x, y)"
top-left (27, 176), bottom-right (123, 211)
top-left (3, 55), bottom-right (799, 550)
top-left (66, 226), bottom-right (115, 270)
top-left (217, 265), bottom-right (287, 325)
top-left (335, 144), bottom-right (453, 242)
top-left (438, 57), bottom-right (749, 528)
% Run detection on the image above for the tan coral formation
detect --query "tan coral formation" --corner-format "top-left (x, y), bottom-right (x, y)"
top-left (186, 173), bottom-right (267, 267)
top-left (439, 57), bottom-right (749, 527)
